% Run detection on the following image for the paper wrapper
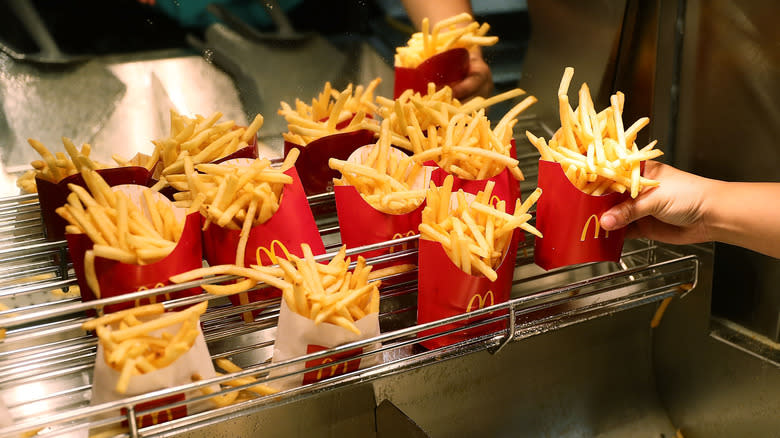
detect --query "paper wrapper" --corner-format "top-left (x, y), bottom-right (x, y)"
top-left (201, 166), bottom-right (325, 313)
top-left (534, 160), bottom-right (630, 270)
top-left (269, 300), bottom-right (379, 391)
top-left (334, 144), bottom-right (432, 265)
top-left (393, 48), bottom-right (470, 98)
top-left (90, 322), bottom-right (217, 430)
top-left (417, 229), bottom-right (520, 350)
top-left (36, 167), bottom-right (152, 241)
top-left (283, 129), bottom-right (375, 196)
top-left (66, 187), bottom-right (203, 314)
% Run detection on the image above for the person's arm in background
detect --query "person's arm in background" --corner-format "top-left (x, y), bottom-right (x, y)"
top-left (400, 0), bottom-right (493, 100)
top-left (600, 161), bottom-right (780, 258)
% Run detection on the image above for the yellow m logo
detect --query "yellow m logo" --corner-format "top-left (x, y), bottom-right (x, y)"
top-left (388, 230), bottom-right (417, 253)
top-left (580, 214), bottom-right (609, 241)
top-left (255, 240), bottom-right (293, 266)
top-left (136, 282), bottom-right (169, 305)
top-left (315, 357), bottom-right (349, 381)
top-left (466, 290), bottom-right (495, 313)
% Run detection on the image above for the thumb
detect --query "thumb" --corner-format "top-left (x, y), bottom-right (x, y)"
top-left (600, 194), bottom-right (659, 231)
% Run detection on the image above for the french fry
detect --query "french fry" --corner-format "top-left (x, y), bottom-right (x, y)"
top-left (420, 175), bottom-right (542, 280)
top-left (394, 13), bottom-right (498, 68)
top-left (525, 67), bottom-right (663, 197)
top-left (278, 79), bottom-right (382, 146)
top-left (81, 302), bottom-right (208, 394)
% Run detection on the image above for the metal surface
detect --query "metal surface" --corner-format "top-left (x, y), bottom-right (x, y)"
top-left (517, 0), bottom-right (629, 127)
top-left (0, 54), bottom-right (125, 178)
top-left (653, 243), bottom-right (780, 438)
top-left (673, 0), bottom-right (780, 345)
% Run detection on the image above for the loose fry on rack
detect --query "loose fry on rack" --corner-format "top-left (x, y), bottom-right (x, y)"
top-left (420, 175), bottom-right (542, 280)
top-left (81, 302), bottom-right (208, 394)
top-left (279, 79), bottom-right (382, 146)
top-left (394, 13), bottom-right (498, 68)
top-left (525, 67), bottom-right (663, 197)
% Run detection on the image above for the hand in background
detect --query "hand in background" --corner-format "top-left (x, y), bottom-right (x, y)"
top-left (451, 47), bottom-right (493, 100)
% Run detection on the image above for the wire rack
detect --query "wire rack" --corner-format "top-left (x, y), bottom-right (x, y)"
top-left (0, 129), bottom-right (700, 438)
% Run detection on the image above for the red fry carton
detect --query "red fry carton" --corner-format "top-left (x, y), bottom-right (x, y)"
top-left (284, 129), bottom-right (375, 196)
top-left (333, 144), bottom-right (431, 265)
top-left (334, 185), bottom-right (424, 264)
top-left (417, 230), bottom-right (521, 350)
top-left (394, 48), bottom-right (470, 98)
top-left (269, 300), bottom-right (380, 391)
top-left (201, 166), bottom-right (325, 311)
top-left (36, 167), bottom-right (151, 241)
top-left (67, 187), bottom-right (203, 314)
top-left (534, 160), bottom-right (631, 270)
top-left (90, 322), bottom-right (218, 430)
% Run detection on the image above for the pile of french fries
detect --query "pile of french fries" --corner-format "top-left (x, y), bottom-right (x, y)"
top-left (16, 137), bottom-right (106, 193)
top-left (406, 92), bottom-right (536, 180)
top-left (376, 83), bottom-right (530, 143)
top-left (150, 110), bottom-right (264, 178)
top-left (82, 302), bottom-right (207, 394)
top-left (395, 12), bottom-right (498, 68)
top-left (56, 168), bottom-right (185, 297)
top-left (329, 119), bottom-right (426, 215)
top-left (420, 175), bottom-right (542, 280)
top-left (172, 151), bottom-right (300, 267)
top-left (279, 244), bottom-right (380, 335)
top-left (279, 80), bottom-right (382, 146)
top-left (525, 67), bottom-right (663, 197)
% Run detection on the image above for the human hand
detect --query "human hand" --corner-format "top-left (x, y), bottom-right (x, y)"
top-left (599, 161), bottom-right (715, 245)
top-left (451, 47), bottom-right (493, 101)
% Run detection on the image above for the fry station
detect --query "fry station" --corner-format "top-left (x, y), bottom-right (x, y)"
top-left (0, 1), bottom-right (778, 437)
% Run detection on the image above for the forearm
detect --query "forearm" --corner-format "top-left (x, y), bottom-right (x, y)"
top-left (400, 0), bottom-right (472, 29)
top-left (703, 181), bottom-right (780, 258)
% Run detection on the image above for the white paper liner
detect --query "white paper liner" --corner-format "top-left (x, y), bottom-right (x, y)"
top-left (346, 144), bottom-right (432, 191)
top-left (269, 300), bottom-right (380, 391)
top-left (112, 184), bottom-right (186, 222)
top-left (90, 321), bottom-right (217, 430)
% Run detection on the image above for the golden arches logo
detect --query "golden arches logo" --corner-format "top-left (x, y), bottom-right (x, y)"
top-left (489, 195), bottom-right (502, 208)
top-left (466, 290), bottom-right (495, 313)
top-left (139, 408), bottom-right (176, 428)
top-left (136, 282), bottom-right (168, 305)
top-left (255, 240), bottom-right (293, 266)
top-left (388, 230), bottom-right (417, 254)
top-left (580, 214), bottom-right (609, 241)
top-left (315, 357), bottom-right (350, 381)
